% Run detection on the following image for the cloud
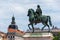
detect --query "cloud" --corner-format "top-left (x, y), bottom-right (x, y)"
top-left (0, 0), bottom-right (60, 32)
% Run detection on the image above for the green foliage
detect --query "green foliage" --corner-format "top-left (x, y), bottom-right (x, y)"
top-left (53, 32), bottom-right (60, 40)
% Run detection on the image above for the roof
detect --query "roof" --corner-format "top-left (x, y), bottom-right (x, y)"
top-left (8, 16), bottom-right (18, 30)
top-left (8, 28), bottom-right (25, 36)
top-left (0, 32), bottom-right (6, 37)
top-left (8, 24), bottom-right (18, 30)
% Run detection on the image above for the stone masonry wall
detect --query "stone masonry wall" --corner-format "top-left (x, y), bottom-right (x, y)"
top-left (24, 37), bottom-right (53, 40)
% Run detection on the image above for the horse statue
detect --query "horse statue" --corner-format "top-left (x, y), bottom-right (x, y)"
top-left (27, 9), bottom-right (52, 33)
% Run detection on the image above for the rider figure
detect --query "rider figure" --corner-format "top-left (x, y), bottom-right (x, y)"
top-left (35, 5), bottom-right (42, 21)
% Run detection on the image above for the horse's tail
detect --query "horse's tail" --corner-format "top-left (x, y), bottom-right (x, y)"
top-left (47, 16), bottom-right (52, 26)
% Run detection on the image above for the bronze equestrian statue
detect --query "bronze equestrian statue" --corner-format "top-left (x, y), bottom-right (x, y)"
top-left (27, 5), bottom-right (52, 33)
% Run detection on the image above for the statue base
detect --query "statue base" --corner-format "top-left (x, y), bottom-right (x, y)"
top-left (23, 32), bottom-right (53, 40)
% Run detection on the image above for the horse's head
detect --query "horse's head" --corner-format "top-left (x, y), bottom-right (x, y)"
top-left (27, 9), bottom-right (35, 16)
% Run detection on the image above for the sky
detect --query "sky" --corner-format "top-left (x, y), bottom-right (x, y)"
top-left (0, 0), bottom-right (60, 33)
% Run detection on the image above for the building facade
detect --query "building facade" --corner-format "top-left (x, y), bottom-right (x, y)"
top-left (7, 16), bottom-right (25, 40)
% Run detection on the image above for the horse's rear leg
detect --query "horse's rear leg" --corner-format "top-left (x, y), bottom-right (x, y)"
top-left (46, 24), bottom-right (50, 32)
top-left (41, 25), bottom-right (46, 31)
top-left (28, 24), bottom-right (31, 30)
top-left (41, 22), bottom-right (46, 31)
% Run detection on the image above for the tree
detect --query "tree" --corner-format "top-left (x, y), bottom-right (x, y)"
top-left (53, 32), bottom-right (60, 40)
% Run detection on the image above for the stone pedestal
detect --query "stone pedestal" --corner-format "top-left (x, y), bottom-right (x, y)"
top-left (23, 33), bottom-right (53, 40)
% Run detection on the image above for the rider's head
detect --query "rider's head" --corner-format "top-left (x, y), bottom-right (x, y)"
top-left (37, 5), bottom-right (40, 8)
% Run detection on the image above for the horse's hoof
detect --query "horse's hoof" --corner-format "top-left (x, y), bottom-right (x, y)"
top-left (32, 31), bottom-right (34, 33)
top-left (41, 29), bottom-right (43, 31)
top-left (48, 31), bottom-right (50, 33)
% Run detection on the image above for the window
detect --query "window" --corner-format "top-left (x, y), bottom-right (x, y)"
top-left (13, 36), bottom-right (14, 38)
top-left (8, 36), bottom-right (9, 38)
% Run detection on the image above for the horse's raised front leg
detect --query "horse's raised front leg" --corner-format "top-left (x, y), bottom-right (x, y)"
top-left (31, 24), bottom-right (34, 33)
top-left (28, 24), bottom-right (31, 30)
